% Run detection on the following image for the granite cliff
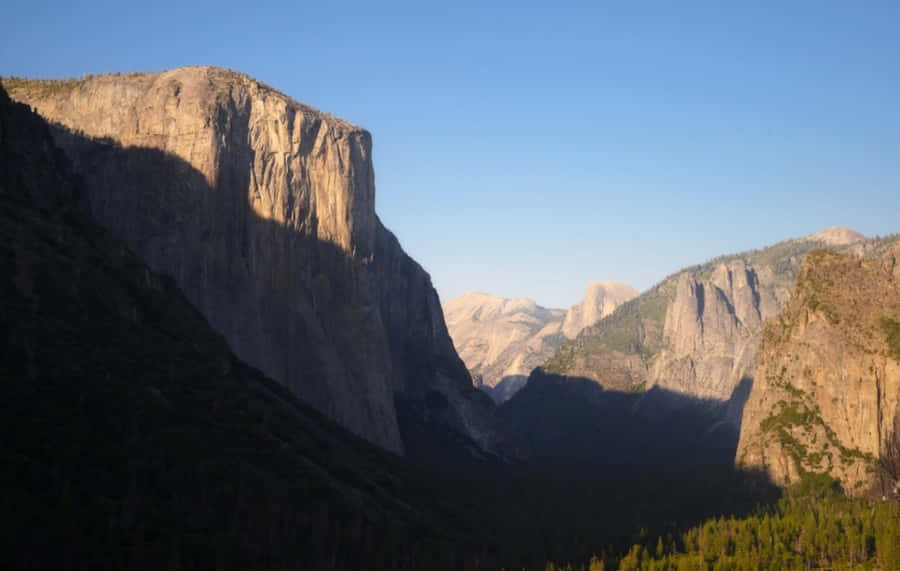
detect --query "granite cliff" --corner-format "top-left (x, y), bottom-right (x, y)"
top-left (736, 245), bottom-right (900, 495)
top-left (543, 229), bottom-right (873, 414)
top-left (0, 84), bottom-right (475, 568)
top-left (444, 282), bottom-right (635, 403)
top-left (500, 230), bottom-right (892, 468)
top-left (4, 67), bottom-right (498, 456)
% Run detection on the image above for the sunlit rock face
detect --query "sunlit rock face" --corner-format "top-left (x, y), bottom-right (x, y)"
top-left (542, 229), bottom-right (880, 422)
top-left (561, 281), bottom-right (638, 340)
top-left (7, 67), bottom-right (502, 455)
top-left (736, 245), bottom-right (900, 494)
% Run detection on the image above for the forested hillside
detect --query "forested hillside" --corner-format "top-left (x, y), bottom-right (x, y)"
top-left (548, 476), bottom-right (900, 570)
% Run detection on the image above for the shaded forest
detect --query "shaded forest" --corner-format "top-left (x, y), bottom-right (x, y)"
top-left (549, 475), bottom-right (900, 570)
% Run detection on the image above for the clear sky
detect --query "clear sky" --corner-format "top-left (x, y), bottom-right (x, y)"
top-left (3, 1), bottom-right (898, 308)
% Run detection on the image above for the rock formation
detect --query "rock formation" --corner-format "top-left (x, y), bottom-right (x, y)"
top-left (443, 282), bottom-right (635, 403)
top-left (0, 84), bottom-right (495, 568)
top-left (4, 67), bottom-right (499, 456)
top-left (736, 245), bottom-right (900, 494)
top-left (500, 230), bottom-right (898, 470)
top-left (544, 229), bottom-right (875, 414)
top-left (561, 281), bottom-right (638, 339)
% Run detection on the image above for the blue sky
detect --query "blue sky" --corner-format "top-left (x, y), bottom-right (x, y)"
top-left (3, 1), bottom-right (898, 308)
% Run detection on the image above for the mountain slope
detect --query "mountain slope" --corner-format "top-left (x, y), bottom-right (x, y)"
top-left (736, 246), bottom-right (900, 495)
top-left (444, 282), bottom-right (636, 403)
top-left (500, 230), bottom-right (896, 469)
top-left (544, 229), bottom-right (874, 407)
top-left (4, 68), bottom-right (500, 456)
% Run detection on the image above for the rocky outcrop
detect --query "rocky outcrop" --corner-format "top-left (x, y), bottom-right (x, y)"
top-left (5, 67), bottom-right (496, 455)
top-left (805, 226), bottom-right (867, 247)
top-left (443, 282), bottom-right (635, 403)
top-left (543, 229), bottom-right (883, 418)
top-left (650, 258), bottom-right (777, 402)
top-left (736, 246), bottom-right (900, 494)
top-left (561, 281), bottom-right (638, 339)
top-left (498, 230), bottom-right (898, 473)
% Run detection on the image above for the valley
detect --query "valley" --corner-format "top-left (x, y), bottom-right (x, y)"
top-left (2, 65), bottom-right (898, 570)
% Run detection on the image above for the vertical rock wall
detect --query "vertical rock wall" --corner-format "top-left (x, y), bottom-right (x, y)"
top-left (7, 67), bottom-right (492, 454)
top-left (736, 247), bottom-right (900, 494)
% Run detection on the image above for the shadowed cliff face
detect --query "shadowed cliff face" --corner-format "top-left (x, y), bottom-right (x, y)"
top-left (5, 67), bottom-right (497, 456)
top-left (736, 246), bottom-right (900, 495)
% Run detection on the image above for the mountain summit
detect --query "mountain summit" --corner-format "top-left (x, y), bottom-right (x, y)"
top-left (804, 226), bottom-right (866, 246)
top-left (561, 281), bottom-right (639, 339)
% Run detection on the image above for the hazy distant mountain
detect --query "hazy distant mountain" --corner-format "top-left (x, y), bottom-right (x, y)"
top-left (737, 244), bottom-right (900, 495)
top-left (3, 67), bottom-right (507, 457)
top-left (561, 281), bottom-right (640, 339)
top-left (444, 282), bottom-right (636, 402)
top-left (444, 293), bottom-right (566, 403)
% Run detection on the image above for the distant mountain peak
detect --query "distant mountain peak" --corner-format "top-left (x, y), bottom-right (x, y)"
top-left (444, 281), bottom-right (636, 402)
top-left (587, 279), bottom-right (634, 289)
top-left (562, 281), bottom-right (639, 339)
top-left (583, 280), bottom-right (640, 302)
top-left (805, 226), bottom-right (866, 246)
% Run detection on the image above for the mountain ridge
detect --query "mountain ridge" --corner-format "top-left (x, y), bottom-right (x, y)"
top-left (542, 227), bottom-right (885, 404)
top-left (496, 228), bottom-right (898, 479)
